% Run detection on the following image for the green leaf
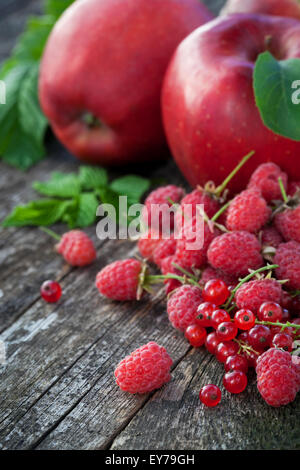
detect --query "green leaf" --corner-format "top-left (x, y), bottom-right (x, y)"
top-left (45, 0), bottom-right (76, 19)
top-left (75, 193), bottom-right (99, 228)
top-left (78, 166), bottom-right (108, 190)
top-left (33, 172), bottom-right (81, 198)
top-left (2, 199), bottom-right (72, 227)
top-left (19, 63), bottom-right (48, 146)
top-left (110, 175), bottom-right (151, 204)
top-left (254, 51), bottom-right (300, 141)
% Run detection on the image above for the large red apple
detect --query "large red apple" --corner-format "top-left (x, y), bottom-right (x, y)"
top-left (162, 14), bottom-right (300, 193)
top-left (39, 0), bottom-right (213, 166)
top-left (221, 0), bottom-right (300, 20)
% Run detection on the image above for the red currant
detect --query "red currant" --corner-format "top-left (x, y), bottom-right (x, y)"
top-left (211, 309), bottom-right (230, 329)
top-left (185, 324), bottom-right (207, 347)
top-left (282, 309), bottom-right (292, 322)
top-left (216, 322), bottom-right (238, 341)
top-left (248, 325), bottom-right (272, 350)
top-left (271, 333), bottom-right (293, 352)
top-left (41, 280), bottom-right (62, 303)
top-left (215, 341), bottom-right (239, 363)
top-left (258, 302), bottom-right (283, 322)
top-left (199, 384), bottom-right (221, 407)
top-left (223, 370), bottom-right (247, 394)
top-left (196, 302), bottom-right (215, 327)
top-left (202, 279), bottom-right (230, 306)
top-left (234, 309), bottom-right (255, 330)
top-left (270, 325), bottom-right (293, 338)
top-left (205, 332), bottom-right (221, 355)
top-left (224, 354), bottom-right (249, 374)
top-left (241, 349), bottom-right (260, 369)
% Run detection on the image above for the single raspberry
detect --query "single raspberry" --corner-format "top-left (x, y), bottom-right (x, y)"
top-left (274, 241), bottom-right (300, 290)
top-left (153, 237), bottom-right (177, 268)
top-left (176, 217), bottom-right (219, 269)
top-left (207, 231), bottom-right (263, 277)
top-left (235, 278), bottom-right (282, 314)
top-left (114, 341), bottom-right (172, 394)
top-left (96, 259), bottom-right (143, 301)
top-left (275, 205), bottom-right (300, 244)
top-left (256, 348), bottom-right (300, 407)
top-left (56, 230), bottom-right (96, 266)
top-left (137, 231), bottom-right (161, 262)
top-left (261, 226), bottom-right (283, 249)
top-left (40, 280), bottom-right (62, 303)
top-left (200, 266), bottom-right (238, 288)
top-left (167, 285), bottom-right (203, 331)
top-left (142, 185), bottom-right (184, 233)
top-left (248, 162), bottom-right (288, 202)
top-left (174, 188), bottom-right (220, 231)
top-left (288, 181), bottom-right (300, 197)
top-left (226, 189), bottom-right (271, 233)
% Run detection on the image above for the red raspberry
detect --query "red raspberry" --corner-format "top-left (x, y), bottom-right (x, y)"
top-left (137, 231), bottom-right (161, 262)
top-left (274, 241), bottom-right (300, 290)
top-left (96, 259), bottom-right (142, 301)
top-left (226, 189), bottom-right (271, 233)
top-left (287, 181), bottom-right (300, 197)
top-left (256, 348), bottom-right (300, 407)
top-left (207, 231), bottom-right (263, 277)
top-left (167, 285), bottom-right (202, 331)
top-left (235, 279), bottom-right (282, 314)
top-left (200, 266), bottom-right (238, 288)
top-left (175, 188), bottom-right (220, 230)
top-left (143, 185), bottom-right (184, 233)
top-left (247, 162), bottom-right (288, 202)
top-left (114, 341), bottom-right (172, 394)
top-left (176, 218), bottom-right (219, 269)
top-left (261, 226), bottom-right (283, 249)
top-left (153, 237), bottom-right (177, 268)
top-left (56, 230), bottom-right (96, 266)
top-left (275, 205), bottom-right (300, 243)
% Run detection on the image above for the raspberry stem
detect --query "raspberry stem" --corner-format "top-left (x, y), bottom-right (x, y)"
top-left (278, 177), bottom-right (289, 203)
top-left (171, 262), bottom-right (199, 282)
top-left (145, 273), bottom-right (200, 288)
top-left (214, 150), bottom-right (255, 197)
top-left (224, 264), bottom-right (279, 308)
top-left (40, 226), bottom-right (61, 241)
top-left (211, 200), bottom-right (231, 222)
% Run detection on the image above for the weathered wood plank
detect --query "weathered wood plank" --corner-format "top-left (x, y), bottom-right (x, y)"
top-left (110, 349), bottom-right (300, 450)
top-left (0, 255), bottom-right (190, 449)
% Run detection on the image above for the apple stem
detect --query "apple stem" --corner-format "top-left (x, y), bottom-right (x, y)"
top-left (215, 150), bottom-right (255, 197)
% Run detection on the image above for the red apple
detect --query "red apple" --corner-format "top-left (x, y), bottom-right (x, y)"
top-left (162, 14), bottom-right (300, 193)
top-left (39, 0), bottom-right (213, 166)
top-left (221, 0), bottom-right (300, 20)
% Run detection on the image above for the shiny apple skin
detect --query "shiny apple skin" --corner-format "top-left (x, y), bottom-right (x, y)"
top-left (39, 0), bottom-right (213, 165)
top-left (162, 14), bottom-right (300, 192)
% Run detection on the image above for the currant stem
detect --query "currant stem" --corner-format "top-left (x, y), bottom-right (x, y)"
top-left (278, 177), bottom-right (289, 203)
top-left (40, 226), bottom-right (61, 241)
top-left (215, 150), bottom-right (255, 197)
top-left (224, 264), bottom-right (279, 308)
top-left (233, 338), bottom-right (260, 356)
top-left (255, 320), bottom-right (300, 331)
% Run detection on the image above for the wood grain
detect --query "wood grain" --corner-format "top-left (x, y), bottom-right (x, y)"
top-left (0, 0), bottom-right (299, 451)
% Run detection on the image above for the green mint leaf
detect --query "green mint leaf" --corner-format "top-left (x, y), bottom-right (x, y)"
top-left (19, 63), bottom-right (48, 146)
top-left (33, 172), bottom-right (81, 198)
top-left (110, 175), bottom-right (151, 204)
top-left (78, 166), bottom-right (108, 190)
top-left (62, 193), bottom-right (99, 228)
top-left (2, 199), bottom-right (72, 227)
top-left (0, 64), bottom-right (46, 169)
top-left (254, 51), bottom-right (300, 141)
top-left (45, 0), bottom-right (76, 19)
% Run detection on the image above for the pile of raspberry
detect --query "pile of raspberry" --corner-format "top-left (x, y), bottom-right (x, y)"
top-left (95, 162), bottom-right (300, 408)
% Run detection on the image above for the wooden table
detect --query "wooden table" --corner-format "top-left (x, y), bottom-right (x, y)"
top-left (0, 0), bottom-right (299, 451)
